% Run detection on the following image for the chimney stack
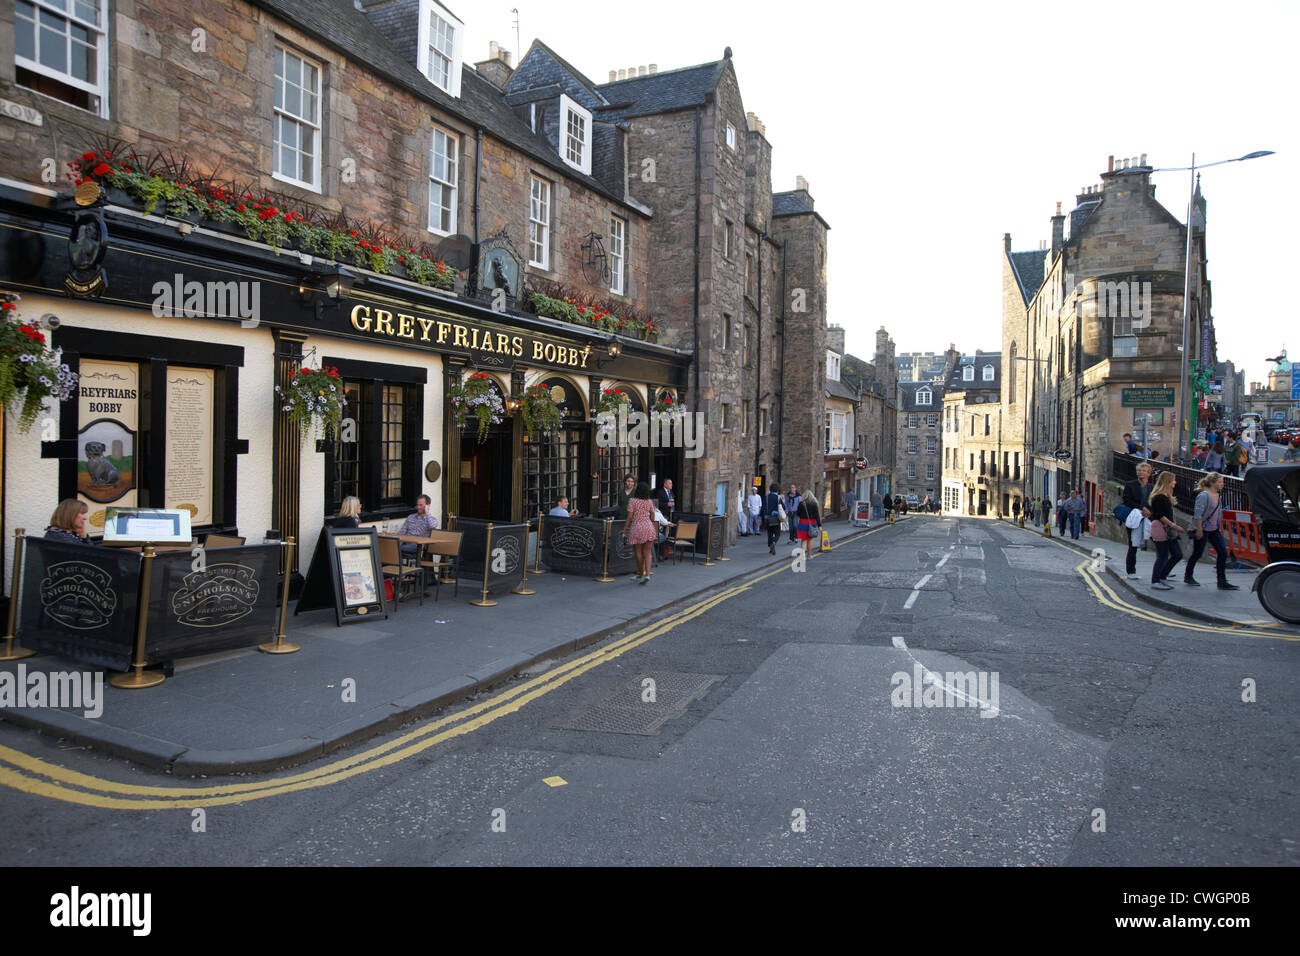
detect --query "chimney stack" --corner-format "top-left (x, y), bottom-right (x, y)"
top-left (826, 323), bottom-right (845, 356)
top-left (474, 42), bottom-right (515, 90)
top-left (1050, 201), bottom-right (1065, 257)
top-left (793, 175), bottom-right (813, 210)
top-left (1003, 232), bottom-right (1011, 253)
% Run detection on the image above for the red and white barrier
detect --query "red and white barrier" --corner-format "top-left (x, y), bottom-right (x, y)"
top-left (1222, 509), bottom-right (1269, 564)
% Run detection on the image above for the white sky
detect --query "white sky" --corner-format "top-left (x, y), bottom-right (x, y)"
top-left (460, 0), bottom-right (1296, 388)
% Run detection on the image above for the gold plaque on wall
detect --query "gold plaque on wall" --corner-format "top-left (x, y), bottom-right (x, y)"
top-left (424, 461), bottom-right (442, 483)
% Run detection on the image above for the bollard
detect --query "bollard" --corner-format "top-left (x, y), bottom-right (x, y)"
top-left (513, 525), bottom-right (535, 595)
top-left (595, 518), bottom-right (615, 583)
top-left (701, 515), bottom-right (716, 566)
top-left (531, 509), bottom-right (549, 574)
top-left (260, 537), bottom-right (301, 653)
top-left (110, 545), bottom-right (165, 688)
top-left (471, 523), bottom-right (498, 606)
top-left (1, 529), bottom-right (36, 661)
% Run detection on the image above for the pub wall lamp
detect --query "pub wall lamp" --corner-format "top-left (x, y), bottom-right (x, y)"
top-left (593, 336), bottom-right (622, 369)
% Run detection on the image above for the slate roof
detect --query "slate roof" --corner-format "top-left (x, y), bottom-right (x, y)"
top-left (772, 191), bottom-right (831, 229)
top-left (1070, 200), bottom-right (1100, 241)
top-left (826, 378), bottom-right (859, 403)
top-left (506, 40), bottom-right (611, 111)
top-left (250, 1), bottom-right (636, 209)
top-left (945, 354), bottom-right (1002, 392)
top-left (898, 380), bottom-right (944, 412)
top-left (1007, 249), bottom-right (1045, 306)
top-left (594, 61), bottom-right (729, 120)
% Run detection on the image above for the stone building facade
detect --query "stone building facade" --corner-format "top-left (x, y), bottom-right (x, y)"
top-left (842, 327), bottom-right (898, 504)
top-left (940, 353), bottom-right (1004, 515)
top-left (896, 381), bottom-right (943, 503)
top-left (1001, 155), bottom-right (1215, 527)
top-left (1248, 357), bottom-right (1298, 423)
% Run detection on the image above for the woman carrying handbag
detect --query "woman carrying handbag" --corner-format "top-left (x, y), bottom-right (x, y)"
top-left (1147, 471), bottom-right (1185, 590)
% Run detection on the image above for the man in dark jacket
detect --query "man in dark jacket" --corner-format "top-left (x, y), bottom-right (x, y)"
top-left (763, 487), bottom-right (783, 555)
top-left (656, 478), bottom-right (675, 521)
top-left (784, 484), bottom-right (801, 542)
top-left (1122, 461), bottom-right (1153, 577)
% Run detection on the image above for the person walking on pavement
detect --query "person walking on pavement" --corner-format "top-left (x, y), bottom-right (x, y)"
top-left (1284, 438), bottom-right (1300, 462)
top-left (736, 487), bottom-right (747, 536)
top-left (746, 485), bottom-right (763, 536)
top-left (1204, 442), bottom-right (1226, 473)
top-left (1223, 433), bottom-right (1243, 478)
top-left (1012, 498), bottom-right (1021, 523)
top-left (796, 487), bottom-right (821, 559)
top-left (1065, 488), bottom-right (1086, 539)
top-left (1147, 471), bottom-right (1186, 590)
top-left (625, 482), bottom-right (658, 585)
top-left (784, 484), bottom-right (802, 542)
top-left (1184, 472), bottom-right (1239, 590)
top-left (1040, 496), bottom-right (1052, 526)
top-left (845, 488), bottom-right (857, 523)
top-left (1055, 493), bottom-right (1068, 536)
top-left (1123, 461), bottom-right (1153, 578)
top-left (763, 486), bottom-right (783, 555)
top-left (871, 490), bottom-right (883, 520)
top-left (882, 494), bottom-right (893, 521)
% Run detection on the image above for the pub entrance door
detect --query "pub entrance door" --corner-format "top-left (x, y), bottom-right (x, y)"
top-left (459, 424), bottom-right (513, 522)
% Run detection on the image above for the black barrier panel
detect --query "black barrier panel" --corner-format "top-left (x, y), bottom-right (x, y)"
top-left (539, 516), bottom-right (608, 575)
top-left (456, 518), bottom-right (527, 595)
top-left (19, 538), bottom-right (141, 671)
top-left (606, 519), bottom-right (638, 575)
top-left (674, 512), bottom-right (724, 559)
top-left (143, 545), bottom-right (283, 662)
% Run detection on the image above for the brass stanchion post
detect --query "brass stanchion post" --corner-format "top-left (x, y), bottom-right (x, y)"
top-left (595, 518), bottom-right (615, 582)
top-left (717, 514), bottom-right (730, 560)
top-left (701, 515), bottom-right (716, 566)
top-left (513, 526), bottom-right (535, 595)
top-left (1, 529), bottom-right (36, 661)
top-left (531, 509), bottom-right (549, 574)
top-left (110, 545), bottom-right (165, 689)
top-left (260, 537), bottom-right (300, 653)
top-left (471, 523), bottom-right (498, 606)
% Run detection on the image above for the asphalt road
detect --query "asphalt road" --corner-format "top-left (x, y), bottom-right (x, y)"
top-left (1, 515), bottom-right (1296, 866)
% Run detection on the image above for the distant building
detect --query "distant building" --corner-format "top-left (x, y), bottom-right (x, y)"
top-left (897, 351), bottom-right (949, 383)
top-left (1248, 353), bottom-right (1298, 422)
top-left (940, 352), bottom-right (1004, 516)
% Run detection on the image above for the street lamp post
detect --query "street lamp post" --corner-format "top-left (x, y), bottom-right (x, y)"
top-left (1152, 150), bottom-right (1274, 462)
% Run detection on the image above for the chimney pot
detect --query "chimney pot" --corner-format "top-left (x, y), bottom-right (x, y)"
top-left (638, 65), bottom-right (647, 76)
top-left (618, 68), bottom-right (627, 80)
top-left (609, 70), bottom-right (617, 82)
top-left (1108, 155), bottom-right (1114, 172)
top-left (795, 175), bottom-right (809, 192)
top-left (1141, 152), bottom-right (1148, 166)
top-left (649, 63), bottom-right (658, 73)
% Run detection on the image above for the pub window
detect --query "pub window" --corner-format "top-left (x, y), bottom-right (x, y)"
top-left (595, 384), bottom-right (640, 511)
top-left (273, 44), bottom-right (322, 191)
top-left (324, 360), bottom-right (425, 519)
top-left (14, 0), bottom-right (108, 116)
top-left (429, 124), bottom-right (458, 236)
top-left (529, 176), bottom-right (550, 268)
top-left (609, 215), bottom-right (626, 295)
top-left (526, 377), bottom-right (589, 516)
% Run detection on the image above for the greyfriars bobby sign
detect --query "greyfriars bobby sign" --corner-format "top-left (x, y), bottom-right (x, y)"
top-left (476, 233), bottom-right (523, 302)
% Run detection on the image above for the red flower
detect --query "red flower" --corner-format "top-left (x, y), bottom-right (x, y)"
top-left (80, 152), bottom-right (96, 162)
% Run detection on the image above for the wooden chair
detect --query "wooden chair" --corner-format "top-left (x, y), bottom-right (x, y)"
top-left (378, 535), bottom-right (423, 610)
top-left (203, 533), bottom-right (246, 548)
top-left (418, 531), bottom-right (462, 601)
top-left (668, 521), bottom-right (699, 565)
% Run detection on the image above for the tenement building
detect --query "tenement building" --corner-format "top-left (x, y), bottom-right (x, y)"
top-left (0, 0), bottom-right (832, 601)
top-left (842, 327), bottom-right (898, 508)
top-left (940, 352), bottom-right (1003, 515)
top-left (1001, 154), bottom-right (1216, 525)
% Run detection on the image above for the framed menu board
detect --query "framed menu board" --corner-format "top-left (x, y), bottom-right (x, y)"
top-left (295, 527), bottom-right (388, 625)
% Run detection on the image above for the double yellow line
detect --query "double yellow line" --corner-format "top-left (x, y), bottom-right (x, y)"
top-left (0, 526), bottom-right (882, 809)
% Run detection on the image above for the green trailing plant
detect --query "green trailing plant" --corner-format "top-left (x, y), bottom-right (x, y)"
top-left (273, 364), bottom-right (347, 445)
top-left (519, 383), bottom-right (566, 438)
top-left (0, 291), bottom-right (79, 432)
top-left (448, 372), bottom-right (504, 444)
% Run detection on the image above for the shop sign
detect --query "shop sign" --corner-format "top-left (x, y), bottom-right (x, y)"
top-left (346, 302), bottom-right (598, 372)
top-left (1121, 387), bottom-right (1175, 408)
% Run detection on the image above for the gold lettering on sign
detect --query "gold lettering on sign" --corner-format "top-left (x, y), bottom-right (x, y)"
top-left (417, 317), bottom-right (434, 341)
top-left (436, 321), bottom-right (451, 344)
top-left (511, 336), bottom-right (524, 357)
top-left (397, 313), bottom-right (415, 339)
top-left (480, 334), bottom-right (495, 354)
top-left (454, 326), bottom-right (470, 349)
top-left (374, 310), bottom-right (394, 335)
top-left (496, 333), bottom-right (510, 354)
top-left (532, 341), bottom-right (545, 361)
top-left (350, 305), bottom-right (372, 331)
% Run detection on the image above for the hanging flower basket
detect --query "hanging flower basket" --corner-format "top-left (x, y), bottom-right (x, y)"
top-left (520, 383), bottom-right (567, 439)
top-left (449, 372), bottom-right (504, 444)
top-left (275, 364), bottom-right (347, 445)
top-left (0, 292), bottom-right (78, 432)
top-left (594, 387), bottom-right (631, 431)
top-left (651, 393), bottom-right (685, 426)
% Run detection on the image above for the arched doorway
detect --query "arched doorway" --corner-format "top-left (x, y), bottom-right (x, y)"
top-left (459, 377), bottom-right (512, 522)
top-left (523, 376), bottom-right (591, 518)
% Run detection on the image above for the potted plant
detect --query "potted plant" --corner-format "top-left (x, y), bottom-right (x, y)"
top-left (651, 392), bottom-right (684, 427)
top-left (519, 383), bottom-right (567, 439)
top-left (448, 372), bottom-right (504, 444)
top-left (274, 364), bottom-right (347, 445)
top-left (0, 292), bottom-right (79, 432)
top-left (594, 387), bottom-right (631, 431)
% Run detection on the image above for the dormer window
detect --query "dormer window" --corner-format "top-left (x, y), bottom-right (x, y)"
top-left (916, 387), bottom-right (932, 406)
top-left (962, 365), bottom-right (974, 381)
top-left (559, 94), bottom-right (591, 174)
top-left (983, 365), bottom-right (994, 381)
top-left (420, 1), bottom-right (463, 97)
top-left (826, 351), bottom-right (840, 381)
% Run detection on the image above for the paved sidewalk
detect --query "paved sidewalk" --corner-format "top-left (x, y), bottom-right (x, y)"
top-left (0, 517), bottom-right (883, 775)
top-left (999, 518), bottom-right (1278, 628)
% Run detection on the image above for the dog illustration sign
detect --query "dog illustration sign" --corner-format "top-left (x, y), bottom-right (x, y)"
top-left (78, 419), bottom-right (135, 504)
top-left (77, 360), bottom-right (139, 521)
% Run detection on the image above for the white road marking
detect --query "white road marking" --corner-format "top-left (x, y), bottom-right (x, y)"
top-left (889, 635), bottom-right (1019, 719)
top-left (903, 573), bottom-right (933, 610)
top-left (935, 553), bottom-right (950, 569)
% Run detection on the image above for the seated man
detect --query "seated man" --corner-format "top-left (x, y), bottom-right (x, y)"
top-left (549, 496), bottom-right (579, 518)
top-left (399, 494), bottom-right (439, 558)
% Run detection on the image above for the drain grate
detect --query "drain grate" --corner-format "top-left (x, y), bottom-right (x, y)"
top-left (553, 671), bottom-right (723, 736)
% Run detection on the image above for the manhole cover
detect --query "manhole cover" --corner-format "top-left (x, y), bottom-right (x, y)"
top-left (553, 672), bottom-right (723, 736)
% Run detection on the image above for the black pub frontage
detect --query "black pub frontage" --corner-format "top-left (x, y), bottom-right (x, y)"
top-left (0, 183), bottom-right (691, 601)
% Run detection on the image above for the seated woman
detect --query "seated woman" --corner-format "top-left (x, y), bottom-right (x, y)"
top-left (44, 499), bottom-right (95, 546)
top-left (335, 496), bottom-right (362, 528)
